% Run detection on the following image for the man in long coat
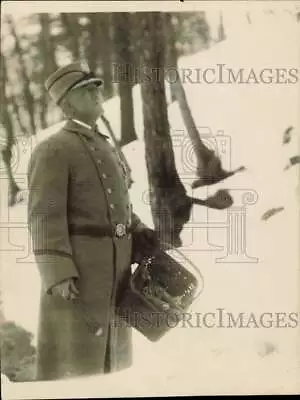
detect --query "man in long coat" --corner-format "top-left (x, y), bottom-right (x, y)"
top-left (27, 62), bottom-right (156, 381)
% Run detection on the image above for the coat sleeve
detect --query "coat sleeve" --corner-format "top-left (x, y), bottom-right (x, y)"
top-left (131, 211), bottom-right (148, 231)
top-left (27, 139), bottom-right (79, 294)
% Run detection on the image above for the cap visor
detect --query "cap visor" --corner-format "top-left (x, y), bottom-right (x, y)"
top-left (71, 77), bottom-right (103, 90)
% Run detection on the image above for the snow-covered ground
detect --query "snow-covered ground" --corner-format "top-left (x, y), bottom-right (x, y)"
top-left (1, 9), bottom-right (300, 398)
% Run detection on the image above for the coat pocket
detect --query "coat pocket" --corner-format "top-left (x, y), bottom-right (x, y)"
top-left (71, 298), bottom-right (104, 335)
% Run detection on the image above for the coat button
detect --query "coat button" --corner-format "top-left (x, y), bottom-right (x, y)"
top-left (102, 173), bottom-right (107, 179)
top-left (90, 146), bottom-right (96, 151)
top-left (97, 160), bottom-right (103, 165)
top-left (107, 188), bottom-right (112, 194)
top-left (110, 204), bottom-right (115, 209)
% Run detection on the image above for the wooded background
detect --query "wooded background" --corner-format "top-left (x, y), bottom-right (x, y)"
top-left (0, 12), bottom-right (212, 139)
top-left (1, 11), bottom-right (228, 216)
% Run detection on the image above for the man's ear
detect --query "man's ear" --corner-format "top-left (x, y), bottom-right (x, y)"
top-left (60, 97), bottom-right (72, 116)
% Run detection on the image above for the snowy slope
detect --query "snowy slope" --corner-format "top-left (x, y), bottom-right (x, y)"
top-left (1, 10), bottom-right (300, 397)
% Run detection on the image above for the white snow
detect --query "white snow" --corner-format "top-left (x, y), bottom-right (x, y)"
top-left (1, 9), bottom-right (300, 398)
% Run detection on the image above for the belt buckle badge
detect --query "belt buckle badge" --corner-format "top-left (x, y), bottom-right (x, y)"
top-left (115, 223), bottom-right (126, 238)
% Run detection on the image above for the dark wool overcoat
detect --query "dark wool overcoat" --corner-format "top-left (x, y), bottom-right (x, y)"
top-left (27, 119), bottom-right (141, 381)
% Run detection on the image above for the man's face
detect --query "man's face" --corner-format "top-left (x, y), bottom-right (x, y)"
top-left (66, 83), bottom-right (104, 121)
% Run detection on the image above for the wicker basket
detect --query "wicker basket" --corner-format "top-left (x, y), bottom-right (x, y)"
top-left (117, 247), bottom-right (203, 342)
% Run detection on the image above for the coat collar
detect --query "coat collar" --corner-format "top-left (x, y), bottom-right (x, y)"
top-left (72, 118), bottom-right (94, 131)
top-left (63, 119), bottom-right (109, 141)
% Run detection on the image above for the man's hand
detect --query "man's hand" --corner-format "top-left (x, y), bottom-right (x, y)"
top-left (51, 278), bottom-right (79, 300)
top-left (131, 226), bottom-right (160, 264)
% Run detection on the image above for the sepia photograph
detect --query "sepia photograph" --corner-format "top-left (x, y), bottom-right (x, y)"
top-left (0, 0), bottom-right (299, 398)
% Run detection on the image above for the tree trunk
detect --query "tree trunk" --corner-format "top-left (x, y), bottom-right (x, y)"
top-left (164, 13), bottom-right (178, 103)
top-left (38, 14), bottom-right (58, 129)
top-left (10, 93), bottom-right (29, 135)
top-left (171, 78), bottom-right (214, 171)
top-left (86, 12), bottom-right (114, 100)
top-left (60, 14), bottom-right (81, 60)
top-left (6, 16), bottom-right (36, 136)
top-left (0, 54), bottom-right (21, 206)
top-left (139, 12), bottom-right (191, 247)
top-left (128, 12), bottom-right (143, 83)
top-left (86, 13), bottom-right (115, 98)
top-left (163, 13), bottom-right (241, 188)
top-left (99, 14), bottom-right (114, 99)
top-left (164, 14), bottom-right (214, 174)
top-left (86, 14), bottom-right (100, 72)
top-left (1, 121), bottom-right (21, 207)
top-left (113, 12), bottom-right (137, 146)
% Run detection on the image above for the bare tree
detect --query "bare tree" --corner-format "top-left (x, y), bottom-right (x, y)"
top-left (139, 12), bottom-right (186, 246)
top-left (38, 14), bottom-right (58, 129)
top-left (0, 53), bottom-right (21, 206)
top-left (5, 16), bottom-right (36, 136)
top-left (60, 14), bottom-right (82, 61)
top-left (164, 13), bottom-right (244, 189)
top-left (9, 92), bottom-right (29, 136)
top-left (113, 12), bottom-right (137, 146)
top-left (139, 12), bottom-right (233, 247)
top-left (86, 14), bottom-right (114, 99)
top-left (86, 14), bottom-right (100, 72)
top-left (98, 14), bottom-right (114, 99)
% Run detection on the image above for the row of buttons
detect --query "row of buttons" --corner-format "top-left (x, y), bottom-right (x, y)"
top-left (91, 144), bottom-right (116, 211)
top-left (88, 140), bottom-right (131, 219)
